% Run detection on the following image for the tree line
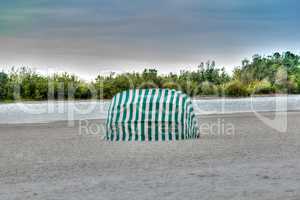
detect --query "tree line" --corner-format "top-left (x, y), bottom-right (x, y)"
top-left (0, 52), bottom-right (300, 101)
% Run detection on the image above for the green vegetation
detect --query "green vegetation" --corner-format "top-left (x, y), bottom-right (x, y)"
top-left (1, 52), bottom-right (300, 101)
top-left (224, 80), bottom-right (250, 97)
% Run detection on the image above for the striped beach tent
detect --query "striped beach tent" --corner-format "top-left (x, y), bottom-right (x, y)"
top-left (106, 88), bottom-right (199, 141)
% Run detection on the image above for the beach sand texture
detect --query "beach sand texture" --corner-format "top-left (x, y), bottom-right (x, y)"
top-left (1, 112), bottom-right (300, 200)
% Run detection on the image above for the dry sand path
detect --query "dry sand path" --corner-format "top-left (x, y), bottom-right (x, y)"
top-left (1, 112), bottom-right (300, 200)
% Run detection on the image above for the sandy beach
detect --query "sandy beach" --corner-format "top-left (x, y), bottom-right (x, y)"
top-left (1, 112), bottom-right (300, 200)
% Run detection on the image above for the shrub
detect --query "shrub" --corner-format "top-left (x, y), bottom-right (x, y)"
top-left (139, 81), bottom-right (159, 89)
top-left (274, 75), bottom-right (298, 94)
top-left (200, 81), bottom-right (218, 95)
top-left (249, 80), bottom-right (274, 94)
top-left (0, 72), bottom-right (8, 100)
top-left (177, 80), bottom-right (199, 96)
top-left (75, 83), bottom-right (92, 99)
top-left (287, 80), bottom-right (298, 94)
top-left (224, 80), bottom-right (249, 97)
top-left (162, 81), bottom-right (180, 90)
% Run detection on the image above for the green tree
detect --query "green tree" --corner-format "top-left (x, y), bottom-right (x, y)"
top-left (0, 72), bottom-right (8, 100)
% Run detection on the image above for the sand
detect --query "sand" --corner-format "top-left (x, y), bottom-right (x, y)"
top-left (1, 112), bottom-right (300, 200)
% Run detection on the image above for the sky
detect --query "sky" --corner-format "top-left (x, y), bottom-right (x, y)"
top-left (0, 0), bottom-right (300, 79)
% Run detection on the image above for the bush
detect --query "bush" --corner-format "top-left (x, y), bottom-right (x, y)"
top-left (297, 79), bottom-right (300, 93)
top-left (249, 80), bottom-right (274, 94)
top-left (176, 80), bottom-right (199, 96)
top-left (274, 75), bottom-right (298, 94)
top-left (200, 81), bottom-right (218, 95)
top-left (224, 80), bottom-right (249, 97)
top-left (0, 72), bottom-right (8, 100)
top-left (162, 81), bottom-right (180, 90)
top-left (287, 80), bottom-right (298, 94)
top-left (75, 83), bottom-right (92, 99)
top-left (139, 82), bottom-right (159, 89)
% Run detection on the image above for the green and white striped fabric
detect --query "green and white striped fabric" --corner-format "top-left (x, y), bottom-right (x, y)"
top-left (106, 88), bottom-right (199, 141)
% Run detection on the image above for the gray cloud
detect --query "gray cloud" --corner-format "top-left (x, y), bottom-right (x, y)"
top-left (0, 0), bottom-right (300, 79)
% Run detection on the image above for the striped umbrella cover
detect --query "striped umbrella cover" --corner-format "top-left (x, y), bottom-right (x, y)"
top-left (106, 88), bottom-right (199, 141)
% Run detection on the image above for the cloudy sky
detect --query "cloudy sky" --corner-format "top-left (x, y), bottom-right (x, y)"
top-left (0, 0), bottom-right (300, 79)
